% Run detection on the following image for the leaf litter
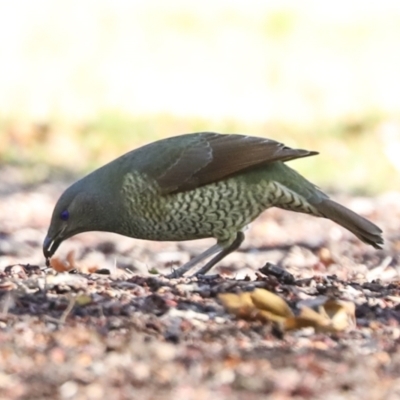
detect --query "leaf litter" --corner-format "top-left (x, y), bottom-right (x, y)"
top-left (1, 171), bottom-right (400, 399)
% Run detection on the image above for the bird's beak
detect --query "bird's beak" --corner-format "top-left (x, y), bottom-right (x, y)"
top-left (43, 233), bottom-right (63, 260)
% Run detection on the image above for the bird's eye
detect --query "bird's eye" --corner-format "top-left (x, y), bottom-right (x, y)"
top-left (60, 210), bottom-right (69, 221)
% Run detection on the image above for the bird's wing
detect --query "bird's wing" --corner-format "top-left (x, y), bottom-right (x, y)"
top-left (148, 132), bottom-right (318, 194)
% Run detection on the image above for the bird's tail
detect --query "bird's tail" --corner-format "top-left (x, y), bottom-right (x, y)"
top-left (313, 198), bottom-right (383, 249)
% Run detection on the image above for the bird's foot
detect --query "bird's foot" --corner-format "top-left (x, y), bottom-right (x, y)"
top-left (190, 273), bottom-right (219, 280)
top-left (165, 269), bottom-right (184, 279)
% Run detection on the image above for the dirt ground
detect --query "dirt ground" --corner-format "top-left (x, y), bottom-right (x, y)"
top-left (1, 165), bottom-right (400, 400)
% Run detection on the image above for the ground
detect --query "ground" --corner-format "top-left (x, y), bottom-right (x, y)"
top-left (1, 166), bottom-right (400, 400)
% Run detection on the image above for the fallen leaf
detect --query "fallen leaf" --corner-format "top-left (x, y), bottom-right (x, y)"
top-left (219, 289), bottom-right (355, 333)
top-left (285, 306), bottom-right (331, 332)
top-left (323, 299), bottom-right (356, 331)
top-left (257, 310), bottom-right (287, 325)
top-left (50, 252), bottom-right (75, 272)
top-left (49, 251), bottom-right (99, 274)
top-left (250, 288), bottom-right (294, 318)
top-left (218, 292), bottom-right (257, 319)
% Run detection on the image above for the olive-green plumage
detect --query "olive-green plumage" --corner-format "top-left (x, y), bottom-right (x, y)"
top-left (43, 132), bottom-right (383, 277)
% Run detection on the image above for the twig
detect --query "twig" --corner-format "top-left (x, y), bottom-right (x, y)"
top-left (59, 295), bottom-right (76, 324)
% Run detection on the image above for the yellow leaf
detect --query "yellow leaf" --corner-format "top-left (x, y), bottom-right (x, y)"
top-left (75, 294), bottom-right (92, 306)
top-left (218, 292), bottom-right (257, 319)
top-left (250, 289), bottom-right (294, 318)
top-left (258, 310), bottom-right (287, 325)
top-left (219, 289), bottom-right (355, 334)
top-left (323, 299), bottom-right (355, 331)
top-left (284, 306), bottom-right (331, 331)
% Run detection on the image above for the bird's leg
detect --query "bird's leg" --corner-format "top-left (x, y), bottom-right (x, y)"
top-left (166, 243), bottom-right (222, 278)
top-left (192, 231), bottom-right (245, 277)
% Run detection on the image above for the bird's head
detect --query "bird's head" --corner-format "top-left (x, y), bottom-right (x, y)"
top-left (43, 180), bottom-right (110, 261)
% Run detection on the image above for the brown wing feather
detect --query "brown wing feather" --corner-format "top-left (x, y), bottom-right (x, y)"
top-left (156, 132), bottom-right (318, 194)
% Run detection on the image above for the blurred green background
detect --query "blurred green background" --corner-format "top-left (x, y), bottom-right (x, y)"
top-left (1, 0), bottom-right (400, 194)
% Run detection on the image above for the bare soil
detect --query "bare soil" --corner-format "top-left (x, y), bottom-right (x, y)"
top-left (1, 166), bottom-right (400, 400)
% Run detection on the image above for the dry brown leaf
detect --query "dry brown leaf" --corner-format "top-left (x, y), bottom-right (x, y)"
top-left (49, 251), bottom-right (100, 274)
top-left (66, 251), bottom-right (77, 268)
top-left (250, 288), bottom-right (294, 318)
top-left (80, 264), bottom-right (100, 274)
top-left (50, 251), bottom-right (76, 272)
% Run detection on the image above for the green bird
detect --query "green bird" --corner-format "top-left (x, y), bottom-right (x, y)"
top-left (43, 132), bottom-right (383, 277)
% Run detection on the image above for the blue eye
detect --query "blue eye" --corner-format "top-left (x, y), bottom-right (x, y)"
top-left (60, 210), bottom-right (69, 221)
